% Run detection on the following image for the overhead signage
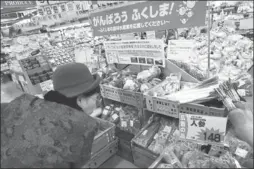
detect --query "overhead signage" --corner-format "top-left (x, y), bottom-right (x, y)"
top-left (104, 39), bottom-right (165, 67)
top-left (179, 113), bottom-right (228, 145)
top-left (90, 1), bottom-right (207, 36)
top-left (1, 1), bottom-right (37, 8)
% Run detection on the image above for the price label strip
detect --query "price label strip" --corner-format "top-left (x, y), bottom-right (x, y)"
top-left (179, 113), bottom-right (228, 145)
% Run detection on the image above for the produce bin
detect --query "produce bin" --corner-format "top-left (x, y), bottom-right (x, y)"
top-left (82, 138), bottom-right (118, 168)
top-left (115, 127), bottom-right (135, 163)
top-left (148, 152), bottom-right (183, 168)
top-left (131, 123), bottom-right (159, 168)
top-left (91, 118), bottom-right (116, 156)
top-left (144, 59), bottom-right (226, 118)
top-left (100, 84), bottom-right (143, 108)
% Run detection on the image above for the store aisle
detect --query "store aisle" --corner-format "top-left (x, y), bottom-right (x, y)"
top-left (99, 155), bottom-right (137, 168)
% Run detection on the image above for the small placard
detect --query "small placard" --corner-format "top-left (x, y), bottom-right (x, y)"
top-left (167, 40), bottom-right (195, 61)
top-left (40, 80), bottom-right (54, 92)
top-left (179, 113), bottom-right (228, 145)
top-left (235, 147), bottom-right (248, 158)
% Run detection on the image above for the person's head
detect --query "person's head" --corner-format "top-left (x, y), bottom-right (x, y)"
top-left (52, 63), bottom-right (101, 114)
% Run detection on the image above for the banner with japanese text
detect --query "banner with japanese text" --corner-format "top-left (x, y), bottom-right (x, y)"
top-left (90, 1), bottom-right (207, 36)
top-left (104, 40), bottom-right (165, 67)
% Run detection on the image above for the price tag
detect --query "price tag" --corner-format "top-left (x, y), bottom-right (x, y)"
top-left (112, 114), bottom-right (118, 121)
top-left (121, 121), bottom-right (127, 128)
top-left (163, 126), bottom-right (172, 133)
top-left (142, 130), bottom-right (148, 136)
top-left (179, 113), bottom-right (228, 145)
top-left (39, 80), bottom-right (54, 92)
top-left (130, 120), bottom-right (134, 127)
top-left (154, 133), bottom-right (158, 139)
top-left (235, 147), bottom-right (248, 158)
top-left (237, 89), bottom-right (246, 97)
top-left (18, 75), bottom-right (25, 82)
top-left (146, 31), bottom-right (156, 39)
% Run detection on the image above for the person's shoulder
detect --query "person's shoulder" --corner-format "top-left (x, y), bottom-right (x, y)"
top-left (44, 90), bottom-right (65, 102)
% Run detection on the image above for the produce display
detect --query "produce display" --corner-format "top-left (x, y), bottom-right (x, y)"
top-left (135, 113), bottom-right (252, 168)
top-left (101, 66), bottom-right (162, 93)
top-left (133, 115), bottom-right (178, 153)
top-left (41, 46), bottom-right (75, 69)
top-left (101, 103), bottom-right (141, 135)
top-left (168, 22), bottom-right (253, 82)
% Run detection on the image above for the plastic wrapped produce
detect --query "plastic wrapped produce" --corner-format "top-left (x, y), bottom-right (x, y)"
top-left (148, 117), bottom-right (178, 154)
top-left (224, 129), bottom-right (253, 167)
top-left (146, 73), bottom-right (181, 97)
top-left (1, 94), bottom-right (98, 168)
top-left (122, 79), bottom-right (140, 91)
top-left (133, 121), bottom-right (161, 148)
top-left (137, 66), bottom-right (161, 83)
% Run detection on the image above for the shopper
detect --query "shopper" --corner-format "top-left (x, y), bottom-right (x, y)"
top-left (228, 102), bottom-right (253, 168)
top-left (44, 63), bottom-right (103, 117)
top-left (228, 102), bottom-right (253, 147)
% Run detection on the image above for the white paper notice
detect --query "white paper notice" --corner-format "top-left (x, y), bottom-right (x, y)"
top-left (104, 40), bottom-right (165, 67)
top-left (168, 40), bottom-right (195, 61)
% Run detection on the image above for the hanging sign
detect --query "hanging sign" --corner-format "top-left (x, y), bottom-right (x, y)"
top-left (1, 1), bottom-right (37, 8)
top-left (104, 40), bottom-right (165, 67)
top-left (36, 1), bottom-right (67, 7)
top-left (167, 40), bottom-right (195, 61)
top-left (179, 113), bottom-right (228, 145)
top-left (90, 1), bottom-right (207, 36)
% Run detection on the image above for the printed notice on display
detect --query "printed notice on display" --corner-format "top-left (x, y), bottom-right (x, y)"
top-left (104, 40), bottom-right (165, 67)
top-left (179, 113), bottom-right (228, 145)
top-left (167, 40), bottom-right (195, 61)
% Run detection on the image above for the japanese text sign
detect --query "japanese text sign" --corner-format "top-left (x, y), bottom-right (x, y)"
top-left (179, 113), bottom-right (228, 145)
top-left (104, 40), bottom-right (165, 67)
top-left (167, 40), bottom-right (195, 61)
top-left (1, 1), bottom-right (37, 8)
top-left (89, 1), bottom-right (207, 36)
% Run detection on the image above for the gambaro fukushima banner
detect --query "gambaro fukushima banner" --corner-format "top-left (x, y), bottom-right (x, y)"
top-left (89, 1), bottom-right (207, 36)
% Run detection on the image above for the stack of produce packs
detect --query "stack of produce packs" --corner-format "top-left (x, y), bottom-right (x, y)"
top-left (133, 114), bottom-right (253, 168)
top-left (100, 65), bottom-right (197, 95)
top-left (168, 21), bottom-right (253, 83)
top-left (101, 103), bottom-right (141, 135)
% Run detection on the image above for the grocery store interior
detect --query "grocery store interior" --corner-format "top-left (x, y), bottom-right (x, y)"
top-left (1, 1), bottom-right (253, 168)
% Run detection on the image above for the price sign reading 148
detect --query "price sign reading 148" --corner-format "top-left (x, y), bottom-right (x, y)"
top-left (179, 113), bottom-right (228, 145)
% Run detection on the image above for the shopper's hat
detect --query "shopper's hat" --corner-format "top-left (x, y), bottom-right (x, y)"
top-left (53, 63), bottom-right (100, 97)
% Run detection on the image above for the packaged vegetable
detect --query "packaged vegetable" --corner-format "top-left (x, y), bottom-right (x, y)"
top-left (146, 73), bottom-right (181, 97)
top-left (133, 121), bottom-right (161, 148)
top-left (137, 66), bottom-right (161, 83)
